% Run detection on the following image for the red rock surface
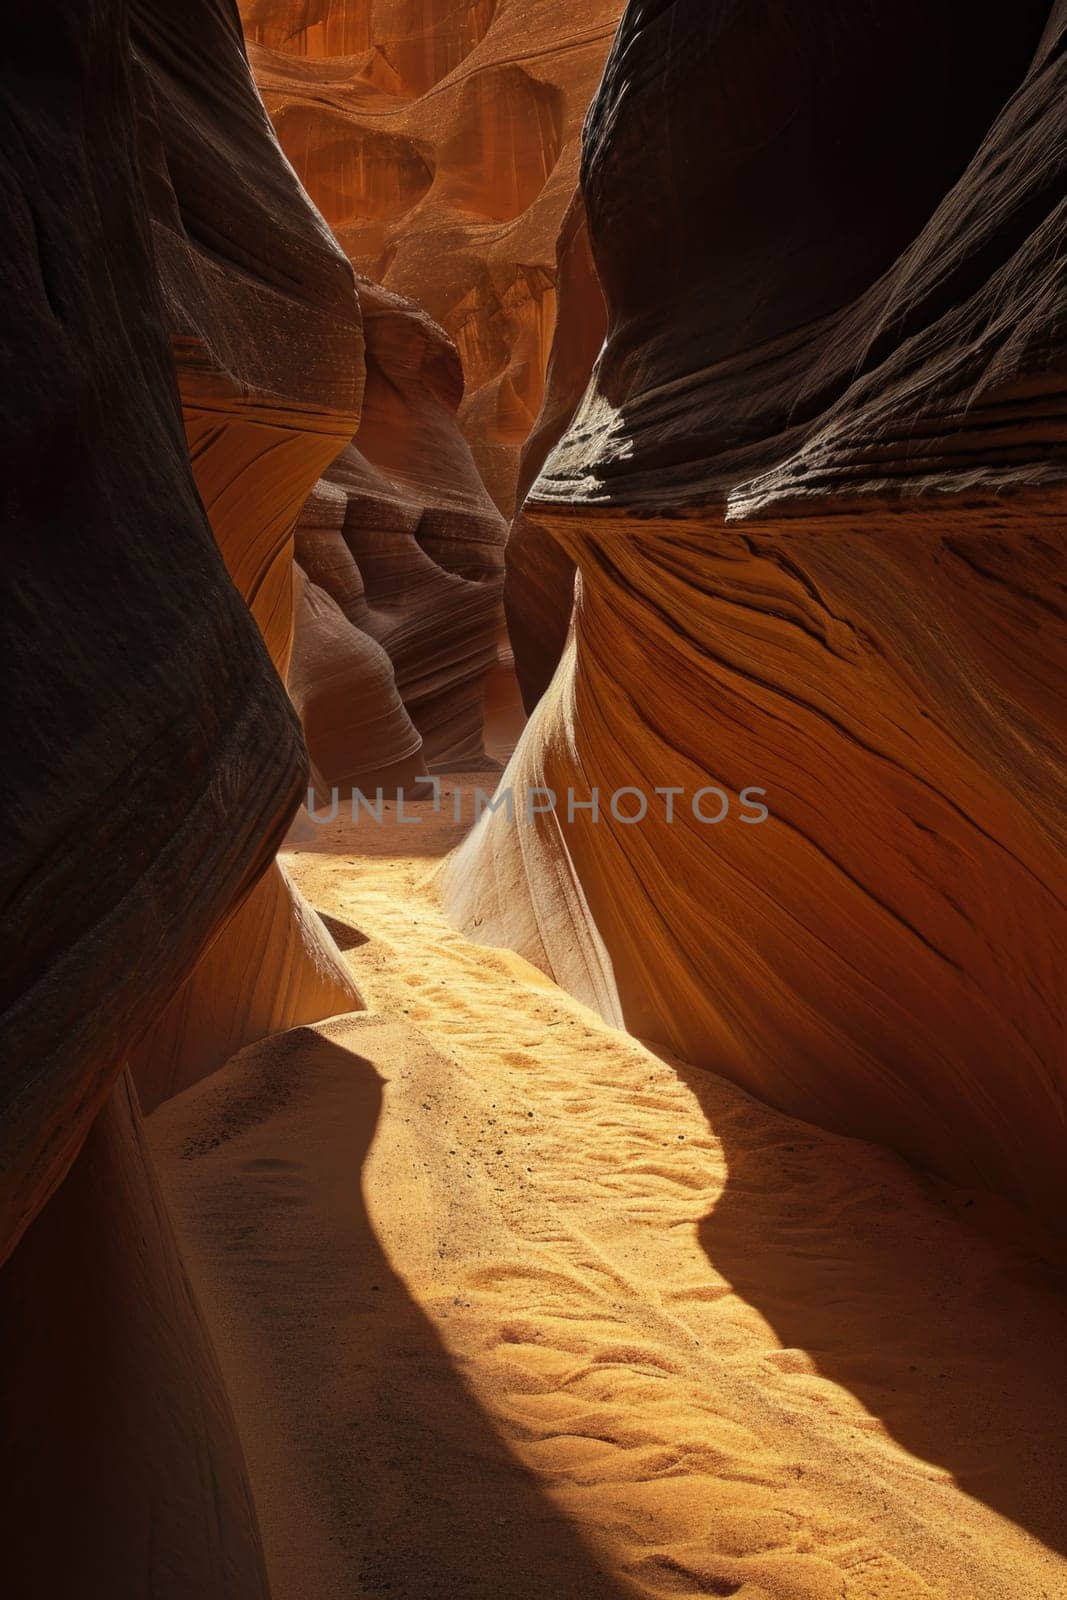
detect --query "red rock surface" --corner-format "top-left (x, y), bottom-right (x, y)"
top-left (446, 0), bottom-right (1067, 1218)
top-left (295, 277), bottom-right (507, 772)
top-left (6, 5), bottom-right (1066, 1596)
top-left (134, 0), bottom-right (363, 671)
top-left (289, 534), bottom-right (427, 795)
top-left (505, 193), bottom-right (604, 711)
top-left (238, 0), bottom-right (624, 514)
top-left (128, 0), bottom-right (365, 1106)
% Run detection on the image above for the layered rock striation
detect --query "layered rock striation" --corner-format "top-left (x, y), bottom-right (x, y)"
top-left (294, 277), bottom-right (507, 775)
top-left (504, 192), bottom-right (605, 712)
top-left (239, 0), bottom-right (624, 513)
top-left (0, 0), bottom-right (330, 1589)
top-left (289, 497), bottom-right (427, 797)
top-left (0, 0), bottom-right (306, 1273)
top-left (128, 0), bottom-right (365, 1108)
top-left (446, 0), bottom-right (1067, 1218)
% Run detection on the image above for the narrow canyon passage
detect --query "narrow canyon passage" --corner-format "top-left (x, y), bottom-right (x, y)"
top-left (4, 4), bottom-right (1065, 1596)
top-left (148, 779), bottom-right (1066, 1600)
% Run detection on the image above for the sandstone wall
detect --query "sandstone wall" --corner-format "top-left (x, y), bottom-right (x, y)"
top-left (128, 0), bottom-right (366, 1108)
top-left (0, 0), bottom-right (327, 1588)
top-left (239, 0), bottom-right (624, 514)
top-left (445, 0), bottom-right (1067, 1218)
top-left (294, 277), bottom-right (507, 774)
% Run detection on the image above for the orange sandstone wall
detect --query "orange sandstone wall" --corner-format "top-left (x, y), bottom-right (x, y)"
top-left (238, 0), bottom-right (624, 514)
top-left (445, 0), bottom-right (1067, 1219)
top-left (128, 0), bottom-right (365, 1109)
top-left (0, 0), bottom-right (309, 1273)
top-left (295, 277), bottom-right (507, 773)
top-left (504, 192), bottom-right (605, 711)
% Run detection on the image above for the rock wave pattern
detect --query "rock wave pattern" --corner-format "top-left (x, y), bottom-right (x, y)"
top-left (447, 0), bottom-right (1067, 1220)
top-left (239, 0), bottom-right (624, 513)
top-left (0, 0), bottom-right (386, 1589)
top-left (0, 0), bottom-right (312, 1270)
top-left (128, 0), bottom-right (365, 1111)
top-left (294, 277), bottom-right (507, 776)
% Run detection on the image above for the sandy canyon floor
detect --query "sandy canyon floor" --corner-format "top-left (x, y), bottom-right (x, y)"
top-left (149, 777), bottom-right (1066, 1600)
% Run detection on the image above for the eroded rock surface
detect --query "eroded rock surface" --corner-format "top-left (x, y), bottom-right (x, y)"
top-left (505, 193), bottom-right (604, 712)
top-left (0, 1075), bottom-right (270, 1598)
top-left (1, 2), bottom-right (304, 1588)
top-left (295, 278), bottom-right (507, 772)
top-left (128, 0), bottom-right (365, 1103)
top-left (239, 0), bottom-right (624, 513)
top-left (446, 0), bottom-right (1067, 1218)
top-left (134, 0), bottom-right (364, 670)
top-left (289, 478), bottom-right (426, 796)
top-left (0, 0), bottom-right (305, 1270)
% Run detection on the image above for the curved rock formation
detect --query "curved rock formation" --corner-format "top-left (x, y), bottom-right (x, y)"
top-left (296, 277), bottom-right (507, 770)
top-left (1, 2), bottom-right (303, 1588)
top-left (241, 0), bottom-right (499, 92)
top-left (133, 0), bottom-right (364, 671)
top-left (134, 861), bottom-right (360, 1116)
top-left (446, 0), bottom-right (1067, 1218)
top-left (238, 0), bottom-right (624, 513)
top-left (505, 193), bottom-right (605, 712)
top-left (0, 0), bottom-right (306, 1270)
top-left (0, 1074), bottom-right (270, 1597)
top-left (127, 0), bottom-right (365, 1104)
top-left (292, 486), bottom-right (428, 793)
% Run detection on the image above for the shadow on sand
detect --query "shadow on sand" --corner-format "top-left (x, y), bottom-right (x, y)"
top-left (315, 911), bottom-right (370, 951)
top-left (152, 1027), bottom-right (637, 1600)
top-left (677, 1058), bottom-right (1067, 1558)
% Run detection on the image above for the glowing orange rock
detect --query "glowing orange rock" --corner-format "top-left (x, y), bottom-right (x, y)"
top-left (238, 0), bottom-right (624, 513)
top-left (446, 0), bottom-right (1067, 1219)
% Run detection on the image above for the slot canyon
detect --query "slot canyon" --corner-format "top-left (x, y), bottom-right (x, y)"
top-left (1, 2), bottom-right (1064, 1598)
